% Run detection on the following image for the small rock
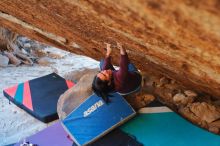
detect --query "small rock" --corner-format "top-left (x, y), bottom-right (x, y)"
top-left (124, 93), bottom-right (152, 110)
top-left (209, 126), bottom-right (219, 134)
top-left (145, 80), bottom-right (154, 87)
top-left (173, 93), bottom-right (194, 105)
top-left (31, 49), bottom-right (47, 57)
top-left (189, 102), bottom-right (220, 123)
top-left (184, 90), bottom-right (197, 98)
top-left (71, 42), bottom-right (81, 49)
top-left (48, 52), bottom-right (63, 59)
top-left (140, 101), bottom-right (146, 106)
top-left (178, 106), bottom-right (201, 124)
top-left (12, 109), bottom-right (18, 114)
top-left (21, 48), bottom-right (28, 55)
top-left (15, 52), bottom-right (33, 65)
top-left (4, 52), bottom-right (21, 66)
top-left (51, 67), bottom-right (58, 74)
top-left (165, 83), bottom-right (180, 92)
top-left (209, 120), bottom-right (220, 128)
top-left (173, 93), bottom-right (186, 103)
top-left (143, 94), bottom-right (155, 104)
top-left (23, 43), bottom-right (31, 48)
top-left (199, 120), bottom-right (208, 128)
top-left (37, 57), bottom-right (51, 66)
top-left (19, 36), bottom-right (28, 43)
top-left (0, 54), bottom-right (9, 67)
top-left (167, 92), bottom-right (173, 98)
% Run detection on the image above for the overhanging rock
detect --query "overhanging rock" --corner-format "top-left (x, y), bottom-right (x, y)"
top-left (0, 0), bottom-right (220, 98)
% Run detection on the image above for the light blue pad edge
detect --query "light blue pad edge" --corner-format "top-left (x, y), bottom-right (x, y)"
top-left (121, 111), bottom-right (220, 146)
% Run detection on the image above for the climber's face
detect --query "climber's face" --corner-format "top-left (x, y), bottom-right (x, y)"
top-left (97, 70), bottom-right (112, 81)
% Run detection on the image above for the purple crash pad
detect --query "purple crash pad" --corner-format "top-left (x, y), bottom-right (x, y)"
top-left (14, 122), bottom-right (72, 146)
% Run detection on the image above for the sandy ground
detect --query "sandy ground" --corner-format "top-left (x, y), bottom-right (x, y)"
top-left (0, 47), bottom-right (99, 146)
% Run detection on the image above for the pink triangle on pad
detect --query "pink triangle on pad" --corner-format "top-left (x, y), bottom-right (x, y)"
top-left (66, 80), bottom-right (75, 89)
top-left (23, 81), bottom-right (33, 111)
top-left (4, 84), bottom-right (18, 98)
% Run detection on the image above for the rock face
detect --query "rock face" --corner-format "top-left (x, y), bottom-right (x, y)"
top-left (57, 68), bottom-right (99, 120)
top-left (58, 68), bottom-right (156, 119)
top-left (0, 0), bottom-right (220, 98)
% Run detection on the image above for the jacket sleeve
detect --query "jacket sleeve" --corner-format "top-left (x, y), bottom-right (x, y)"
top-left (102, 56), bottom-right (115, 71)
top-left (116, 53), bottom-right (129, 81)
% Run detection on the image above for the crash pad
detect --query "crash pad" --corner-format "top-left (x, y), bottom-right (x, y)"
top-left (62, 92), bottom-right (136, 146)
top-left (120, 103), bottom-right (220, 146)
top-left (3, 73), bottom-right (75, 123)
top-left (14, 122), bottom-right (72, 146)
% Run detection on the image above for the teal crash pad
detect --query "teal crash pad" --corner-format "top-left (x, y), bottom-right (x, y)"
top-left (121, 107), bottom-right (220, 146)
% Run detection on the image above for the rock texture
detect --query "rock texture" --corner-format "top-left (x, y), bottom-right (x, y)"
top-left (189, 102), bottom-right (220, 123)
top-left (0, 0), bottom-right (220, 99)
top-left (173, 93), bottom-right (194, 106)
top-left (57, 68), bottom-right (99, 120)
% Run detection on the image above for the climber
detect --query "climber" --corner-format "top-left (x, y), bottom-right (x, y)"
top-left (92, 42), bottom-right (142, 103)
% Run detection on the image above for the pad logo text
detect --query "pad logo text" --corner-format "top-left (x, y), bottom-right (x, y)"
top-left (83, 100), bottom-right (104, 117)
